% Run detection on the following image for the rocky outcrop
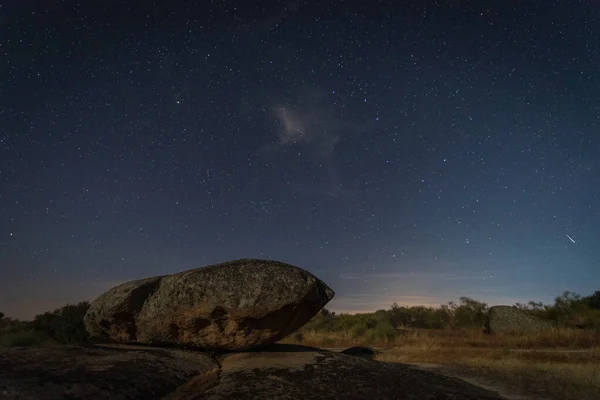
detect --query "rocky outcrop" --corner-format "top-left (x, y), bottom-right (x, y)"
top-left (340, 346), bottom-right (377, 359)
top-left (486, 305), bottom-right (553, 334)
top-left (84, 259), bottom-right (335, 351)
top-left (0, 345), bottom-right (218, 400)
top-left (0, 344), bottom-right (506, 399)
top-left (204, 344), bottom-right (504, 399)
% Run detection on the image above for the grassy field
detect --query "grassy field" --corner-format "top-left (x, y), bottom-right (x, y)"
top-left (281, 328), bottom-right (600, 400)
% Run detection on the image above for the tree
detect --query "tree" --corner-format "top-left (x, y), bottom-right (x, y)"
top-left (547, 291), bottom-right (590, 326)
top-left (388, 303), bottom-right (413, 327)
top-left (585, 290), bottom-right (600, 310)
top-left (450, 297), bottom-right (488, 328)
top-left (0, 311), bottom-right (4, 321)
top-left (431, 305), bottom-right (453, 329)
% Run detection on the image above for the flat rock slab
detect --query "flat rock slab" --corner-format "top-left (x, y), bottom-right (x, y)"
top-left (0, 345), bottom-right (218, 400)
top-left (204, 344), bottom-right (507, 400)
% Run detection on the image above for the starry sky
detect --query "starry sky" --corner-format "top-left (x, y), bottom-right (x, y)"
top-left (1, 1), bottom-right (599, 320)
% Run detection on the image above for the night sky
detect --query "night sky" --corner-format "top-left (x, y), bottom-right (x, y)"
top-left (2, 1), bottom-right (599, 320)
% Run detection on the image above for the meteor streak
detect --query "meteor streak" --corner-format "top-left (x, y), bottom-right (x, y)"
top-left (566, 234), bottom-right (576, 244)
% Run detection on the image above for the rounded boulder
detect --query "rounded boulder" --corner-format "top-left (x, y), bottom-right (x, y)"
top-left (84, 259), bottom-right (335, 351)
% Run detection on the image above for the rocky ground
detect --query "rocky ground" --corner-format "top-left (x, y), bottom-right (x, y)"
top-left (0, 343), bottom-right (510, 400)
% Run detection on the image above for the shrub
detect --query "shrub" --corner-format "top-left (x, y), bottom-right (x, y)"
top-left (374, 320), bottom-right (397, 340)
top-left (363, 329), bottom-right (378, 342)
top-left (33, 301), bottom-right (90, 344)
top-left (448, 297), bottom-right (489, 329)
top-left (351, 322), bottom-right (368, 338)
top-left (0, 329), bottom-right (47, 347)
top-left (586, 290), bottom-right (600, 310)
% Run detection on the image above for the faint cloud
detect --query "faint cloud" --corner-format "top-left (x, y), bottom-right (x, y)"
top-left (272, 105), bottom-right (341, 160)
top-left (275, 107), bottom-right (308, 145)
top-left (261, 86), bottom-right (360, 198)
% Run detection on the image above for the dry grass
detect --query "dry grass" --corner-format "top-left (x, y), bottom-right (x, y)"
top-left (376, 347), bottom-right (600, 400)
top-left (282, 327), bottom-right (600, 349)
top-left (281, 328), bottom-right (600, 400)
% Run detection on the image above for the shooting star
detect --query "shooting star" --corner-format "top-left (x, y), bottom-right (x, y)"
top-left (566, 234), bottom-right (576, 244)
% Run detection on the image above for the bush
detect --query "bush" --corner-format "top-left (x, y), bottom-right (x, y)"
top-left (586, 290), bottom-right (600, 310)
top-left (374, 320), bottom-right (397, 340)
top-left (351, 322), bottom-right (368, 338)
top-left (0, 329), bottom-right (47, 347)
top-left (363, 329), bottom-right (377, 342)
top-left (33, 301), bottom-right (90, 344)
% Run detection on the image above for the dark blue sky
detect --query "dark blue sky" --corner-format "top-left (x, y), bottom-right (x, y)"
top-left (1, 1), bottom-right (599, 320)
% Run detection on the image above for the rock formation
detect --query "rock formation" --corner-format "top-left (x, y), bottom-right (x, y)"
top-left (0, 345), bottom-right (218, 400)
top-left (84, 259), bottom-right (335, 350)
top-left (0, 344), bottom-right (506, 400)
top-left (340, 346), bottom-right (377, 359)
top-left (486, 305), bottom-right (553, 334)
top-left (205, 344), bottom-right (505, 399)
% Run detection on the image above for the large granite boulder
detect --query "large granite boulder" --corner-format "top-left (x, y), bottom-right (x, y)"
top-left (84, 259), bottom-right (335, 351)
top-left (486, 305), bottom-right (553, 334)
top-left (0, 345), bottom-right (218, 400)
top-left (0, 344), bottom-right (506, 399)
